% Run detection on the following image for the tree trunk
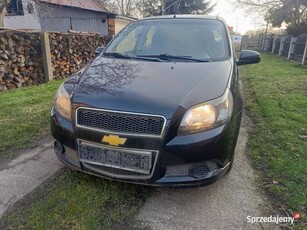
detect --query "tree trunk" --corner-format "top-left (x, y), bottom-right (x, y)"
top-left (296, 0), bottom-right (301, 25)
top-left (121, 0), bottom-right (125, 16)
top-left (161, 0), bottom-right (165, 15)
top-left (0, 0), bottom-right (9, 27)
top-left (0, 8), bottom-right (7, 27)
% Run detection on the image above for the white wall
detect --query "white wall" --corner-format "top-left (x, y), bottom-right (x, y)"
top-left (231, 35), bottom-right (242, 44)
top-left (4, 0), bottom-right (41, 30)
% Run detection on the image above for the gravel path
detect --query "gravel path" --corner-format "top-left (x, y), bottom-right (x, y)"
top-left (0, 138), bottom-right (63, 217)
top-left (134, 115), bottom-right (275, 230)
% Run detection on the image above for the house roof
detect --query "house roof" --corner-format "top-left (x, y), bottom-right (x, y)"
top-left (39, 0), bottom-right (116, 15)
top-left (116, 15), bottom-right (137, 22)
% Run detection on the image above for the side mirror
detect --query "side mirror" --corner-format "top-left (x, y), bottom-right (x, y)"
top-left (95, 47), bottom-right (105, 56)
top-left (237, 50), bottom-right (260, 66)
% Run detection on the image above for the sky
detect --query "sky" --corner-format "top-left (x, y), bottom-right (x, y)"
top-left (210, 0), bottom-right (264, 34)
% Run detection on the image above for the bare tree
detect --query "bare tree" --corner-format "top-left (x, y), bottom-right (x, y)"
top-left (116, 0), bottom-right (138, 16)
top-left (233, 0), bottom-right (284, 14)
top-left (93, 0), bottom-right (118, 13)
top-left (233, 0), bottom-right (307, 26)
top-left (138, 0), bottom-right (214, 17)
top-left (95, 0), bottom-right (138, 16)
top-left (0, 0), bottom-right (11, 27)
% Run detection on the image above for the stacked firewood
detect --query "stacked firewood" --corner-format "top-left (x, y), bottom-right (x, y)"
top-left (49, 33), bottom-right (105, 79)
top-left (0, 30), bottom-right (105, 91)
top-left (0, 31), bottom-right (44, 91)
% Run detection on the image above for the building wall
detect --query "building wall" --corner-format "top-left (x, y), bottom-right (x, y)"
top-left (4, 0), bottom-right (109, 35)
top-left (4, 0), bottom-right (41, 30)
top-left (38, 4), bottom-right (109, 35)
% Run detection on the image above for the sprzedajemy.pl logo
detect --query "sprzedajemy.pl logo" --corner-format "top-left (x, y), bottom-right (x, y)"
top-left (247, 212), bottom-right (301, 225)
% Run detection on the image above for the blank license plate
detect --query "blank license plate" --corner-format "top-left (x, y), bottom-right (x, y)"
top-left (78, 142), bottom-right (152, 174)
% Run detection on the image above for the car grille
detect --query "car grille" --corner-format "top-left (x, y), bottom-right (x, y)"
top-left (76, 108), bottom-right (166, 136)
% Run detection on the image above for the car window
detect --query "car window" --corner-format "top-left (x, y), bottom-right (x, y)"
top-left (144, 26), bottom-right (157, 49)
top-left (109, 25), bottom-right (144, 54)
top-left (115, 29), bottom-right (136, 53)
top-left (105, 19), bottom-right (230, 61)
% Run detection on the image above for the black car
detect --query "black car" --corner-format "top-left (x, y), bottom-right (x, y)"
top-left (51, 15), bottom-right (260, 187)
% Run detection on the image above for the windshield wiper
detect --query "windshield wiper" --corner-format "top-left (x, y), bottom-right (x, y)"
top-left (103, 52), bottom-right (162, 62)
top-left (137, 54), bottom-right (211, 62)
top-left (131, 55), bottom-right (163, 62)
top-left (103, 52), bottom-right (132, 59)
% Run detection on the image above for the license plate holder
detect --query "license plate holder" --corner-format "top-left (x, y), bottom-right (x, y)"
top-left (78, 141), bottom-right (153, 174)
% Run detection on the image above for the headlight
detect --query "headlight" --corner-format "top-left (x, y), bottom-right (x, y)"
top-left (178, 89), bottom-right (233, 135)
top-left (54, 83), bottom-right (72, 121)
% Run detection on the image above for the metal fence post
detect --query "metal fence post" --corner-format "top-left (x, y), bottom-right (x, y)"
top-left (271, 36), bottom-right (276, 53)
top-left (279, 36), bottom-right (285, 56)
top-left (40, 32), bottom-right (53, 81)
top-left (288, 37), bottom-right (297, 60)
top-left (302, 37), bottom-right (307, 65)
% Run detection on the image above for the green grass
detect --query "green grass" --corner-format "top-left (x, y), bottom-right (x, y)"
top-left (0, 169), bottom-right (151, 229)
top-left (0, 80), bottom-right (152, 229)
top-left (0, 80), bottom-right (63, 157)
top-left (242, 53), bottom-right (307, 224)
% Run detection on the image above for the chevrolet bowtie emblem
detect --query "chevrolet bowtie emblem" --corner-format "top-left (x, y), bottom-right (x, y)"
top-left (102, 135), bottom-right (127, 146)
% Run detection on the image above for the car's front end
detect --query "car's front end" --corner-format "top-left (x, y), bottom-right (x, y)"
top-left (51, 95), bottom-right (241, 188)
top-left (51, 15), bottom-right (259, 187)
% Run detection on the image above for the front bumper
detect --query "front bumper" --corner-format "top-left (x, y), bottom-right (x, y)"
top-left (51, 107), bottom-right (241, 187)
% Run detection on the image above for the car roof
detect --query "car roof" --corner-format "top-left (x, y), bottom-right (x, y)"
top-left (140, 14), bottom-right (224, 22)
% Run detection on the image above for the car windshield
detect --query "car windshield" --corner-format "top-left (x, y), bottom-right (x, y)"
top-left (104, 18), bottom-right (230, 62)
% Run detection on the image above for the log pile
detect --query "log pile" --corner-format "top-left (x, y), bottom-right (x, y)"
top-left (0, 31), bottom-right (44, 91)
top-left (0, 30), bottom-right (105, 92)
top-left (49, 33), bottom-right (105, 79)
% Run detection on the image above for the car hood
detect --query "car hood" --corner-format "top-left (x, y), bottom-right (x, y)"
top-left (72, 57), bottom-right (232, 119)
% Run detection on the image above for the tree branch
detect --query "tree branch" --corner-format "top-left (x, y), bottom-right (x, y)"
top-left (0, 0), bottom-right (8, 12)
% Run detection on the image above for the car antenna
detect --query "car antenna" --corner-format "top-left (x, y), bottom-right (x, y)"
top-left (164, 0), bottom-right (181, 17)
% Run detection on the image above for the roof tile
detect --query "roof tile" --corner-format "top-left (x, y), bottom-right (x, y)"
top-left (39, 0), bottom-right (112, 13)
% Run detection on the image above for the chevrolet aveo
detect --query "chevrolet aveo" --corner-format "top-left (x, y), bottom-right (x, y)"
top-left (51, 15), bottom-right (260, 188)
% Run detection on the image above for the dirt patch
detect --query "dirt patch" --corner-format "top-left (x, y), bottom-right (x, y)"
top-left (132, 114), bottom-right (278, 229)
top-left (0, 137), bottom-right (63, 217)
